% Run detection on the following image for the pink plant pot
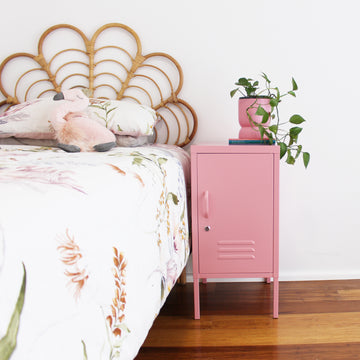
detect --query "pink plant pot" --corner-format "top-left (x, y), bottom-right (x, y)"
top-left (238, 97), bottom-right (271, 139)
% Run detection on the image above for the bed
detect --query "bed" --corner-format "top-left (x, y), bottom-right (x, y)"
top-left (0, 23), bottom-right (197, 360)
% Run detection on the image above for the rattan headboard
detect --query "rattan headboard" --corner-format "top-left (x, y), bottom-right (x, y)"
top-left (0, 23), bottom-right (197, 147)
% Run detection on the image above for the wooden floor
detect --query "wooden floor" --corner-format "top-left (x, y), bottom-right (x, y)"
top-left (136, 280), bottom-right (360, 359)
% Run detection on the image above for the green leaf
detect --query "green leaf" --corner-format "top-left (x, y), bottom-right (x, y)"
top-left (267, 133), bottom-right (274, 142)
top-left (230, 89), bottom-right (238, 98)
top-left (275, 87), bottom-right (281, 101)
top-left (289, 114), bottom-right (306, 124)
top-left (289, 127), bottom-right (303, 144)
top-left (261, 72), bottom-right (271, 84)
top-left (255, 105), bottom-right (267, 116)
top-left (0, 264), bottom-right (26, 360)
top-left (261, 112), bottom-right (269, 124)
top-left (303, 152), bottom-right (310, 168)
top-left (269, 125), bottom-right (278, 134)
top-left (279, 142), bottom-right (287, 159)
top-left (269, 98), bottom-right (279, 107)
top-left (288, 91), bottom-right (296, 97)
top-left (292, 77), bottom-right (298, 91)
top-left (259, 126), bottom-right (265, 139)
top-left (236, 78), bottom-right (251, 86)
top-left (246, 87), bottom-right (256, 97)
top-left (286, 150), bottom-right (295, 165)
top-left (289, 127), bottom-right (303, 138)
top-left (295, 145), bottom-right (303, 159)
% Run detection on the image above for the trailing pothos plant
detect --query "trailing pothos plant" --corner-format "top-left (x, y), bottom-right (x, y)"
top-left (230, 73), bottom-right (310, 168)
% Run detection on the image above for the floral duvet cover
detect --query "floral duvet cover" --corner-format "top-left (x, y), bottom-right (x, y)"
top-left (0, 144), bottom-right (190, 360)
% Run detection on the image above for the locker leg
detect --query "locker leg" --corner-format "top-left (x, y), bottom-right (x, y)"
top-left (273, 276), bottom-right (279, 318)
top-left (193, 277), bottom-right (200, 319)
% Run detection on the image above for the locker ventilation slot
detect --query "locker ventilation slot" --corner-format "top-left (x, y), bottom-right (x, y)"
top-left (217, 240), bottom-right (255, 260)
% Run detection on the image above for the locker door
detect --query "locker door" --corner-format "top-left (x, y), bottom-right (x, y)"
top-left (197, 153), bottom-right (274, 274)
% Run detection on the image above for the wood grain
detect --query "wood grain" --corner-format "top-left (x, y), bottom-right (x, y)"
top-left (141, 312), bottom-right (360, 346)
top-left (137, 343), bottom-right (360, 360)
top-left (136, 280), bottom-right (360, 359)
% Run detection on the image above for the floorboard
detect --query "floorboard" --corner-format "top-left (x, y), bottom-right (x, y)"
top-left (136, 280), bottom-right (360, 359)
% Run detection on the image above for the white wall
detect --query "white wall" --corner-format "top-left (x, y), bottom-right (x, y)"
top-left (1, 0), bottom-right (359, 281)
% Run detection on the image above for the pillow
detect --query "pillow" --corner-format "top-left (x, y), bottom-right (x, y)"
top-left (0, 98), bottom-right (56, 139)
top-left (88, 99), bottom-right (157, 137)
top-left (0, 96), bottom-right (157, 141)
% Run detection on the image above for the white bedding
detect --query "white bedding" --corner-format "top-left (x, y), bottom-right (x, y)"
top-left (0, 144), bottom-right (190, 360)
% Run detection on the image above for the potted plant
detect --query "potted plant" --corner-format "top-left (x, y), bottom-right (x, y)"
top-left (230, 73), bottom-right (310, 168)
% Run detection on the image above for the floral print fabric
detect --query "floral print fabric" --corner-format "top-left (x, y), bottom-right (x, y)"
top-left (0, 144), bottom-right (190, 360)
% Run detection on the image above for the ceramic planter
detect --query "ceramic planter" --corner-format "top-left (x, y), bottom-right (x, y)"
top-left (238, 97), bottom-right (271, 139)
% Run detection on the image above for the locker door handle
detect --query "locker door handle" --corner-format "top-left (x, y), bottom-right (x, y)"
top-left (203, 190), bottom-right (209, 219)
